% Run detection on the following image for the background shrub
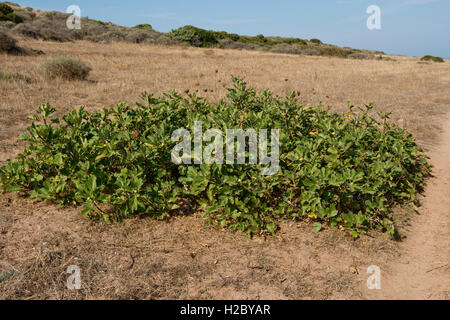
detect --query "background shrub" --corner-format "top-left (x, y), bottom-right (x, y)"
top-left (11, 22), bottom-right (40, 38)
top-left (14, 8), bottom-right (36, 21)
top-left (85, 29), bottom-right (126, 43)
top-left (218, 39), bottom-right (261, 51)
top-left (0, 3), bottom-right (13, 15)
top-left (270, 44), bottom-right (303, 55)
top-left (310, 38), bottom-right (322, 44)
top-left (279, 37), bottom-right (307, 45)
top-left (40, 27), bottom-right (72, 42)
top-left (41, 56), bottom-right (91, 80)
top-left (0, 11), bottom-right (23, 24)
top-left (420, 55), bottom-right (444, 63)
top-left (348, 52), bottom-right (372, 60)
top-left (0, 29), bottom-right (18, 53)
top-left (125, 29), bottom-right (152, 43)
top-left (0, 3), bottom-right (24, 24)
top-left (168, 25), bottom-right (218, 47)
top-left (133, 23), bottom-right (152, 30)
top-left (301, 48), bottom-right (320, 56)
top-left (0, 20), bottom-right (15, 29)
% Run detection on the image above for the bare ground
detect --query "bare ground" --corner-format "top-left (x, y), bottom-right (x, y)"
top-left (0, 39), bottom-right (449, 299)
top-left (367, 114), bottom-right (450, 300)
top-left (0, 192), bottom-right (402, 299)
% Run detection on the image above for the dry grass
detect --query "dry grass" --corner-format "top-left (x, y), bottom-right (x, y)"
top-left (1, 39), bottom-right (449, 157)
top-left (0, 38), bottom-right (449, 300)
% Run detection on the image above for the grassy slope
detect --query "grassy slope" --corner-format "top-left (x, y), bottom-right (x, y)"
top-left (0, 1), bottom-right (385, 59)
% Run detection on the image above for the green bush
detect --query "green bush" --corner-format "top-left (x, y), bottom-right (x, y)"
top-left (0, 4), bottom-right (23, 24)
top-left (214, 31), bottom-right (240, 41)
top-left (168, 25), bottom-right (218, 47)
top-left (0, 77), bottom-right (431, 238)
top-left (281, 38), bottom-right (307, 45)
top-left (7, 12), bottom-right (23, 23)
top-left (0, 11), bottom-right (23, 24)
top-left (238, 35), bottom-right (274, 47)
top-left (0, 3), bottom-right (13, 15)
top-left (420, 55), bottom-right (444, 63)
top-left (133, 23), bottom-right (152, 30)
top-left (41, 57), bottom-right (91, 80)
top-left (317, 46), bottom-right (353, 58)
top-left (310, 38), bottom-right (322, 44)
top-left (256, 34), bottom-right (267, 43)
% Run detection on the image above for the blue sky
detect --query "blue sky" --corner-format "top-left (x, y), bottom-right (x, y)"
top-left (14, 0), bottom-right (450, 58)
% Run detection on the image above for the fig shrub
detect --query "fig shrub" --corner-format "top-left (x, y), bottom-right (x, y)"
top-left (0, 77), bottom-right (431, 238)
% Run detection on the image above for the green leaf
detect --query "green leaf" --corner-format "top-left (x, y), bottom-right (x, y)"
top-left (312, 222), bottom-right (322, 233)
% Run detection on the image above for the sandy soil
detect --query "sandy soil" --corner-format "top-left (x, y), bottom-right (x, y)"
top-left (366, 115), bottom-right (450, 300)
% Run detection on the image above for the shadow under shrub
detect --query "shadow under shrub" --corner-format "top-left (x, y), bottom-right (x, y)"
top-left (41, 56), bottom-right (91, 80)
top-left (0, 77), bottom-right (431, 238)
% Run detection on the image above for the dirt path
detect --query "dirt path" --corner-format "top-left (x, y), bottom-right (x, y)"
top-left (367, 115), bottom-right (450, 300)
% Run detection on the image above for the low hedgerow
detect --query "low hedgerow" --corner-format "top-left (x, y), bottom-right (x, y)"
top-left (41, 56), bottom-right (91, 80)
top-left (0, 77), bottom-right (431, 238)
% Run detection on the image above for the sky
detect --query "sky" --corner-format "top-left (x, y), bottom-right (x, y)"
top-left (13, 0), bottom-right (450, 58)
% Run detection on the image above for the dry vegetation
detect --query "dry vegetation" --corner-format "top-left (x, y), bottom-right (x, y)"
top-left (0, 38), bottom-right (449, 299)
